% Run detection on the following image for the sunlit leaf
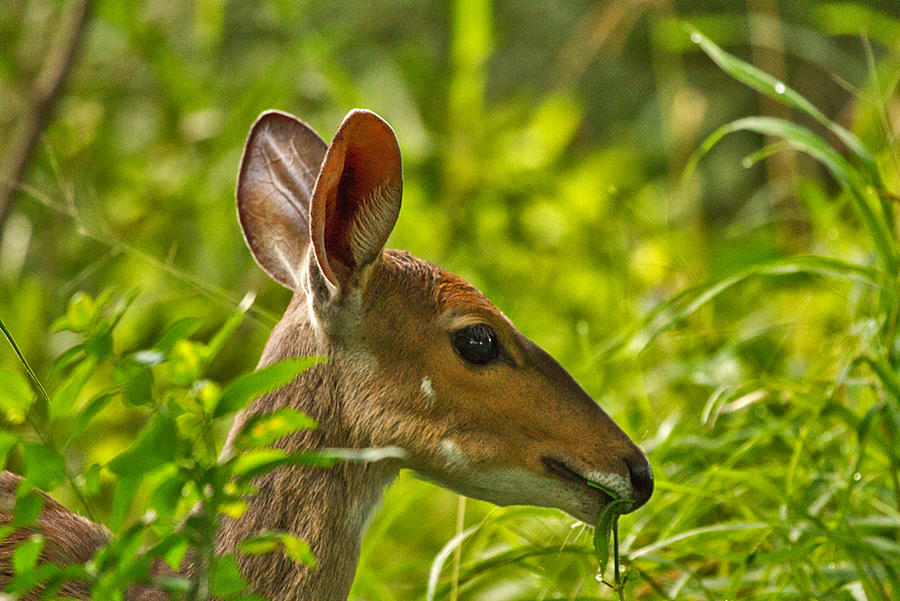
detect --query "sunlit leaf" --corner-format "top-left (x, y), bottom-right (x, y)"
top-left (234, 408), bottom-right (318, 449)
top-left (0, 431), bottom-right (19, 468)
top-left (209, 554), bottom-right (248, 596)
top-left (50, 357), bottom-right (96, 419)
top-left (155, 318), bottom-right (203, 354)
top-left (214, 357), bottom-right (323, 417)
top-left (64, 292), bottom-right (96, 333)
top-left (0, 367), bottom-right (33, 423)
top-left (63, 392), bottom-right (115, 448)
top-left (12, 534), bottom-right (44, 575)
top-left (613, 254), bottom-right (883, 357)
top-left (23, 444), bottom-right (66, 491)
top-left (108, 413), bottom-right (178, 475)
top-left (239, 531), bottom-right (316, 567)
top-left (205, 291), bottom-right (255, 363)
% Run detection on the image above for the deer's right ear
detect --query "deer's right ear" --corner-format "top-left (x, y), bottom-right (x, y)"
top-left (236, 111), bottom-right (328, 288)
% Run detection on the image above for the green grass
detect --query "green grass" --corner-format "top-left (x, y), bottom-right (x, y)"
top-left (2, 2), bottom-right (900, 600)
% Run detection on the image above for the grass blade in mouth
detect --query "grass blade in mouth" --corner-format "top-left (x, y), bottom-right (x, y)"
top-left (588, 480), bottom-right (633, 599)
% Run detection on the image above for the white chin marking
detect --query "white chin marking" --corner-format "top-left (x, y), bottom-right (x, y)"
top-left (439, 439), bottom-right (469, 470)
top-left (583, 471), bottom-right (631, 500)
top-left (420, 376), bottom-right (434, 400)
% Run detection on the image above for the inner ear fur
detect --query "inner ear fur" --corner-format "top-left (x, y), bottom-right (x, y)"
top-left (236, 110), bottom-right (327, 288)
top-left (309, 109), bottom-right (402, 291)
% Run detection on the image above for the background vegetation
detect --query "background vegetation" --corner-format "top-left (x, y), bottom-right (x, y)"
top-left (2, 1), bottom-right (900, 599)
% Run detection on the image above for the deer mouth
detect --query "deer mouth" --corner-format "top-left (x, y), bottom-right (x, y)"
top-left (541, 456), bottom-right (634, 514)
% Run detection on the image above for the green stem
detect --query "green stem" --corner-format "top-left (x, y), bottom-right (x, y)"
top-left (0, 315), bottom-right (96, 520)
top-left (0, 316), bottom-right (50, 423)
top-left (613, 518), bottom-right (625, 601)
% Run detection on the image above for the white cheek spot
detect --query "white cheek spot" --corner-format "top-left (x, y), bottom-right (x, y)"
top-left (439, 439), bottom-right (469, 470)
top-left (420, 376), bottom-right (434, 401)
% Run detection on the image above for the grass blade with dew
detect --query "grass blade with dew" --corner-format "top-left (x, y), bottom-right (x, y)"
top-left (685, 116), bottom-right (898, 274)
top-left (686, 26), bottom-right (883, 188)
top-left (605, 254), bottom-right (883, 358)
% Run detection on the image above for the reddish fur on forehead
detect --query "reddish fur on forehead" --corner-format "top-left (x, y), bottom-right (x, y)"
top-left (437, 272), bottom-right (498, 316)
top-left (374, 251), bottom-right (498, 317)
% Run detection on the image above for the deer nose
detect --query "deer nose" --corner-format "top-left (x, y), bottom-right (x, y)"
top-left (626, 451), bottom-right (653, 510)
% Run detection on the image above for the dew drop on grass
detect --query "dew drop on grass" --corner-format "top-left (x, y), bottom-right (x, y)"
top-left (853, 472), bottom-right (862, 481)
top-left (690, 32), bottom-right (702, 44)
top-left (774, 82), bottom-right (786, 94)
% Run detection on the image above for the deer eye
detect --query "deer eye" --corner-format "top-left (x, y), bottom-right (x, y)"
top-left (453, 324), bottom-right (500, 365)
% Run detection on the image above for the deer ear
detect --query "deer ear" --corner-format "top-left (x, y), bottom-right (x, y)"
top-left (236, 111), bottom-right (327, 288)
top-left (309, 109), bottom-right (402, 290)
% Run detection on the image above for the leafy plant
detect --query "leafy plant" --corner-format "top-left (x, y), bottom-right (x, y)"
top-left (1, 290), bottom-right (322, 600)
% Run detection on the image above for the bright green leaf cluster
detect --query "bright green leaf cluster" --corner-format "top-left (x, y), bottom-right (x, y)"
top-left (0, 290), bottom-right (325, 600)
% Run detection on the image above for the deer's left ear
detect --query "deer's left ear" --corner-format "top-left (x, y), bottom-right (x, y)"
top-left (309, 109), bottom-right (402, 293)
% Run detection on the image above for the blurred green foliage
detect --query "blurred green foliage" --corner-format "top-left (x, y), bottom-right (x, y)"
top-left (2, 1), bottom-right (900, 600)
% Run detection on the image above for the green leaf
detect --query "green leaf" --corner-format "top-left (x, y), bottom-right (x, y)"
top-left (280, 533), bottom-right (316, 566)
top-left (13, 488), bottom-right (44, 527)
top-left (205, 292), bottom-right (255, 364)
top-left (63, 392), bottom-right (116, 449)
top-left (229, 446), bottom-right (407, 481)
top-left (149, 469), bottom-right (187, 525)
top-left (50, 344), bottom-right (86, 377)
top-left (593, 509), bottom-right (616, 577)
top-left (155, 318), bottom-right (203, 354)
top-left (82, 463), bottom-right (102, 497)
top-left (194, 379), bottom-right (221, 414)
top-left (114, 359), bottom-right (154, 406)
top-left (862, 357), bottom-right (900, 401)
top-left (214, 357), bottom-right (323, 417)
top-left (50, 356), bottom-right (96, 419)
top-left (65, 292), bottom-right (96, 333)
top-left (315, 446), bottom-right (408, 463)
top-left (234, 408), bottom-right (318, 449)
top-left (230, 448), bottom-right (289, 478)
top-left (109, 473), bottom-right (141, 531)
top-left (108, 413), bottom-right (178, 475)
top-left (167, 339), bottom-right (207, 386)
top-left (84, 331), bottom-right (113, 359)
top-left (237, 535), bottom-right (280, 555)
top-left (209, 554), bottom-right (248, 597)
top-left (0, 367), bottom-right (34, 423)
top-left (23, 444), bottom-right (66, 491)
top-left (0, 431), bottom-right (19, 468)
top-left (12, 533), bottom-right (44, 574)
top-left (239, 531), bottom-right (316, 567)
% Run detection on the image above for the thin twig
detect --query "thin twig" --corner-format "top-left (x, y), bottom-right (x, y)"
top-left (0, 0), bottom-right (94, 228)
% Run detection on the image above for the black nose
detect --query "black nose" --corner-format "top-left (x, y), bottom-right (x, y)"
top-left (626, 452), bottom-right (653, 510)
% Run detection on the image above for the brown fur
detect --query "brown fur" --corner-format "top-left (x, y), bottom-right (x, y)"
top-left (0, 471), bottom-right (108, 599)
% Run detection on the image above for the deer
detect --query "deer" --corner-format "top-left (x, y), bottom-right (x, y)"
top-left (0, 109), bottom-right (653, 601)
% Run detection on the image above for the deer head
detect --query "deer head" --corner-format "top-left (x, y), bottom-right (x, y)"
top-left (234, 109), bottom-right (652, 525)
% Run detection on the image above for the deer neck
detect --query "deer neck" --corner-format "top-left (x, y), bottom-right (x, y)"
top-left (217, 305), bottom-right (398, 601)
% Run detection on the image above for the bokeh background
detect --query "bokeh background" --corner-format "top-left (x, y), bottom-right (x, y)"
top-left (2, 1), bottom-right (900, 599)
